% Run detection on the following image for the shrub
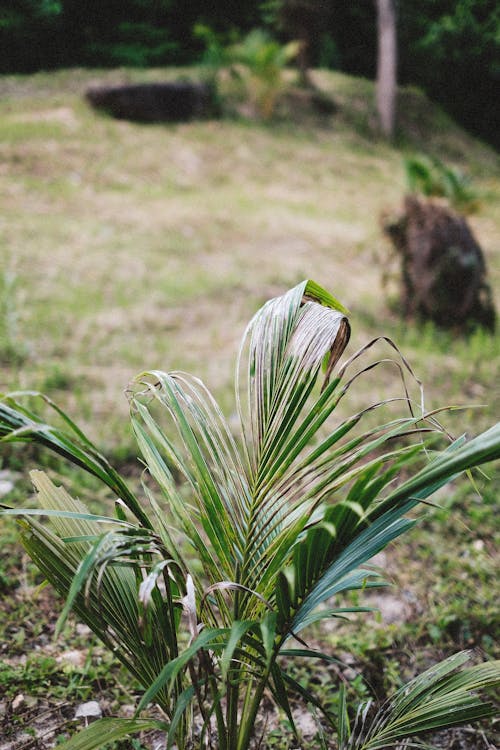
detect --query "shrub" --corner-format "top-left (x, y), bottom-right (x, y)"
top-left (1, 280), bottom-right (499, 749)
top-left (196, 26), bottom-right (300, 119)
top-left (229, 29), bottom-right (300, 118)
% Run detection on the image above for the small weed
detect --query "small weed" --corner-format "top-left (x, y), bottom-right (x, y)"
top-left (0, 268), bottom-right (28, 366)
top-left (42, 367), bottom-right (79, 392)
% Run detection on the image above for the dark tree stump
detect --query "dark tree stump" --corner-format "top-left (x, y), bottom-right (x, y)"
top-left (383, 195), bottom-right (496, 331)
top-left (85, 81), bottom-right (215, 123)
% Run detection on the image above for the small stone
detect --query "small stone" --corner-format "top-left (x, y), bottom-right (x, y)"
top-left (377, 594), bottom-right (408, 624)
top-left (371, 551), bottom-right (387, 567)
top-left (339, 652), bottom-right (357, 665)
top-left (295, 710), bottom-right (318, 739)
top-left (75, 623), bottom-right (91, 637)
top-left (12, 693), bottom-right (25, 711)
top-left (0, 479), bottom-right (14, 497)
top-left (56, 649), bottom-right (87, 668)
top-left (343, 667), bottom-right (358, 681)
top-left (75, 701), bottom-right (102, 720)
top-left (151, 734), bottom-right (167, 750)
top-left (0, 469), bottom-right (20, 490)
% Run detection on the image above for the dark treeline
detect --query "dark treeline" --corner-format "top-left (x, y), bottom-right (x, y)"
top-left (1, 1), bottom-right (498, 148)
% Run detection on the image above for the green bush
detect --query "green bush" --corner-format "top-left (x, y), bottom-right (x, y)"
top-left (1, 280), bottom-right (499, 749)
top-left (229, 29), bottom-right (300, 118)
top-left (197, 27), bottom-right (300, 119)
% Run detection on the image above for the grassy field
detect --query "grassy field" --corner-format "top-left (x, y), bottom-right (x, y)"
top-left (0, 67), bottom-right (499, 749)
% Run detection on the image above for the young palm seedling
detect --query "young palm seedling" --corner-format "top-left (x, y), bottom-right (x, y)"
top-left (1, 280), bottom-right (499, 749)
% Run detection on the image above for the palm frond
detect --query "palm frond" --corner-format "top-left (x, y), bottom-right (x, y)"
top-left (0, 391), bottom-right (149, 527)
top-left (53, 718), bottom-right (167, 750)
top-left (236, 280), bottom-right (349, 479)
top-left (374, 422), bottom-right (500, 518)
top-left (20, 471), bottom-right (181, 715)
top-left (136, 627), bottom-right (230, 713)
top-left (130, 369), bottom-right (252, 598)
top-left (234, 281), bottom-right (352, 603)
top-left (343, 651), bottom-right (499, 749)
top-left (283, 502), bottom-right (415, 636)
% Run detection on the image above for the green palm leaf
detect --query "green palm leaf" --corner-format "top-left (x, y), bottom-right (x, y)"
top-left (53, 718), bottom-right (167, 750)
top-left (342, 651), bottom-right (499, 749)
top-left (130, 370), bottom-right (251, 589)
top-left (0, 391), bottom-right (149, 527)
top-left (20, 471), bottom-right (181, 716)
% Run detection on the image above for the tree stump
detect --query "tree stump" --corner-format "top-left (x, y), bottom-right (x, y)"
top-left (383, 195), bottom-right (496, 331)
top-left (85, 81), bottom-right (215, 123)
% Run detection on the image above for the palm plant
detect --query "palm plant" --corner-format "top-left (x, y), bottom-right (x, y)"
top-left (1, 279), bottom-right (499, 750)
top-left (229, 29), bottom-right (300, 119)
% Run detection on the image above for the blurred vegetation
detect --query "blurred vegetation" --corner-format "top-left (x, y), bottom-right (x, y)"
top-left (195, 27), bottom-right (301, 120)
top-left (0, 1), bottom-right (498, 147)
top-left (228, 30), bottom-right (300, 119)
top-left (404, 155), bottom-right (480, 214)
top-left (0, 269), bottom-right (28, 366)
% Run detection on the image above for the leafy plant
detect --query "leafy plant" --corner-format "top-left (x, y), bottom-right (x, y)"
top-left (193, 24), bottom-right (300, 120)
top-left (404, 154), bottom-right (480, 214)
top-left (229, 29), bottom-right (300, 118)
top-left (1, 280), bottom-right (499, 750)
top-left (337, 651), bottom-right (499, 749)
top-left (196, 26), bottom-right (300, 120)
top-left (194, 23), bottom-right (234, 78)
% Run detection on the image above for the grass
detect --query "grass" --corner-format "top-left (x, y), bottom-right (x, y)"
top-left (0, 66), bottom-right (498, 748)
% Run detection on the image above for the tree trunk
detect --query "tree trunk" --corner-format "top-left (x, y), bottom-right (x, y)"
top-left (382, 195), bottom-right (496, 332)
top-left (375, 0), bottom-right (397, 138)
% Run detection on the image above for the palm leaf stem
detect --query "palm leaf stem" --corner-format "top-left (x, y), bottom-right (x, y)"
top-left (236, 659), bottom-right (276, 750)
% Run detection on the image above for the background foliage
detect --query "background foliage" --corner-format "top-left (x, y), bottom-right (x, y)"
top-left (0, 0), bottom-right (498, 147)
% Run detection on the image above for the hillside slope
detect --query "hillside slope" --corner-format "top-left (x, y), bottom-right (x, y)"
top-left (0, 67), bottom-right (498, 750)
top-left (0, 67), bottom-right (498, 439)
